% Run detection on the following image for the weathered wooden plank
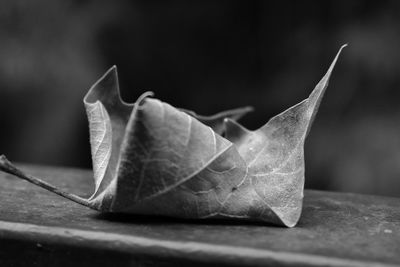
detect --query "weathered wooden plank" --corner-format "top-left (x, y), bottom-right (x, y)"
top-left (0, 164), bottom-right (399, 266)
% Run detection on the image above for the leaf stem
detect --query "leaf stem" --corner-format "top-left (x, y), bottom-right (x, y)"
top-left (0, 155), bottom-right (91, 208)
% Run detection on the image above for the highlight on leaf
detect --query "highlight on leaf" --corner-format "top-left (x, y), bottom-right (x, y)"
top-left (0, 45), bottom-right (346, 227)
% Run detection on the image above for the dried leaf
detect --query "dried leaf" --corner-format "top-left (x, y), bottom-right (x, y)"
top-left (0, 45), bottom-right (346, 227)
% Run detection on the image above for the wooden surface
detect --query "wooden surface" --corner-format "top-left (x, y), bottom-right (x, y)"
top-left (0, 164), bottom-right (399, 267)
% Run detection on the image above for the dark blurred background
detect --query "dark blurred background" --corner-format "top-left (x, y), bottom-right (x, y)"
top-left (1, 0), bottom-right (400, 197)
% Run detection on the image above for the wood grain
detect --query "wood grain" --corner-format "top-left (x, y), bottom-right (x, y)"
top-left (0, 164), bottom-right (399, 266)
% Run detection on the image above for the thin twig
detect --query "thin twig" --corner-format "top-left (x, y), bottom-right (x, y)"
top-left (0, 155), bottom-right (91, 207)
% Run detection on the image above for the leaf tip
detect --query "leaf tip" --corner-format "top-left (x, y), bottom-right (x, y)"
top-left (337, 44), bottom-right (347, 57)
top-left (330, 44), bottom-right (347, 69)
top-left (109, 65), bottom-right (118, 75)
top-left (136, 91), bottom-right (154, 104)
top-left (103, 65), bottom-right (118, 77)
top-left (242, 106), bottom-right (254, 113)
